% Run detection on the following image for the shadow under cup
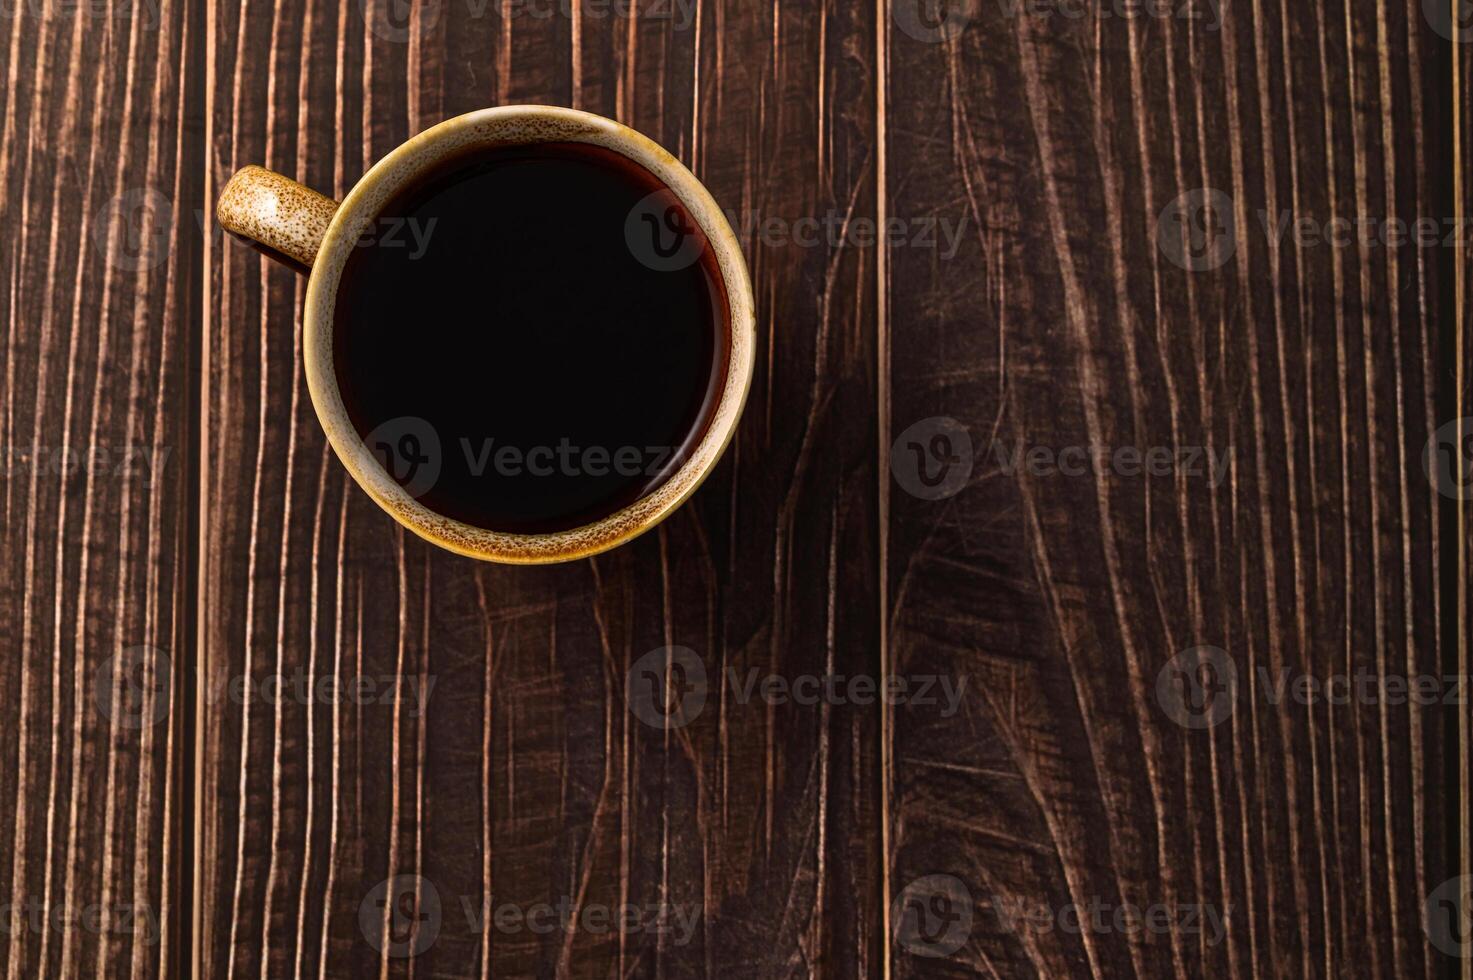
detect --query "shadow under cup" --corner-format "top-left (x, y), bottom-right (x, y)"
top-left (330, 139), bottom-right (732, 538)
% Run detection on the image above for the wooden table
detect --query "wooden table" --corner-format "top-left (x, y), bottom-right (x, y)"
top-left (1, 0), bottom-right (1469, 975)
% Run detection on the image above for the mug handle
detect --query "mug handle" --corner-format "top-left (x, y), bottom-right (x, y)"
top-left (216, 165), bottom-right (340, 269)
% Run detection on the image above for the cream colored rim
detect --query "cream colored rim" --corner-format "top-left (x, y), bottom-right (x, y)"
top-left (303, 106), bottom-right (754, 564)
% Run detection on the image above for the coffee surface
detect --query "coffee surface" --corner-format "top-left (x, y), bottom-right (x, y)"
top-left (334, 141), bottom-right (727, 534)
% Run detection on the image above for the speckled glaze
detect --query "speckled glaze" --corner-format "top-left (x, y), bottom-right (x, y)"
top-left (217, 165), bottom-right (340, 266)
top-left (219, 106), bottom-right (755, 564)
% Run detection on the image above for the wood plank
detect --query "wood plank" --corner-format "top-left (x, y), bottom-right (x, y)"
top-left (201, 0), bottom-right (884, 976)
top-left (0, 0), bottom-right (204, 976)
top-left (0, 0), bottom-right (1455, 974)
top-left (1454, 13), bottom-right (1472, 980)
top-left (882, 1), bottom-right (1463, 977)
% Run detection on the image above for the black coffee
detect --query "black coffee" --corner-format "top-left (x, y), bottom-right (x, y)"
top-left (334, 141), bottom-right (728, 534)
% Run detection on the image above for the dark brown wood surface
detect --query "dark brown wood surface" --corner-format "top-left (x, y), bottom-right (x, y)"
top-left (2, 0), bottom-right (1471, 976)
top-left (886, 2), bottom-right (1460, 976)
top-left (0, 0), bottom-right (204, 975)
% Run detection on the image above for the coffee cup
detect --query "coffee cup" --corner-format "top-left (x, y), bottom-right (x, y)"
top-left (217, 105), bottom-right (753, 564)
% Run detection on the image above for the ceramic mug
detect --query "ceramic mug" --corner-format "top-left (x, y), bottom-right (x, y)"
top-left (216, 105), bottom-right (753, 564)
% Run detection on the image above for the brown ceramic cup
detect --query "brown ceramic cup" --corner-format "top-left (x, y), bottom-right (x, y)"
top-left (217, 106), bottom-right (754, 564)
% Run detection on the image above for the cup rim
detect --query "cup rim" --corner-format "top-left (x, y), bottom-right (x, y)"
top-left (302, 105), bottom-right (755, 564)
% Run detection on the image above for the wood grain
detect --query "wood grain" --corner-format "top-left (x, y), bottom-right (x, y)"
top-left (0, 0), bottom-right (204, 977)
top-left (883, 0), bottom-right (1466, 976)
top-left (1456, 11), bottom-right (1472, 980)
top-left (201, 0), bottom-right (883, 976)
top-left (0, 0), bottom-right (1466, 976)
